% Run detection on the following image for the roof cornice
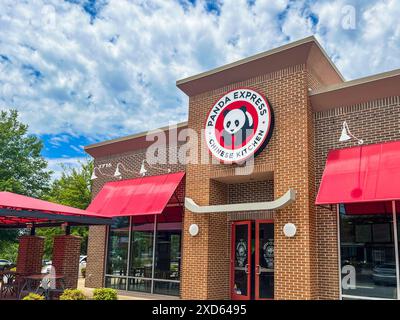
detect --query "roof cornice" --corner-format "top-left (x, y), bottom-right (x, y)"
top-left (177, 36), bottom-right (344, 96)
top-left (310, 68), bottom-right (400, 112)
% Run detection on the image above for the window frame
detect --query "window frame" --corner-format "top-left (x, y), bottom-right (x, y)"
top-left (104, 213), bottom-right (182, 296)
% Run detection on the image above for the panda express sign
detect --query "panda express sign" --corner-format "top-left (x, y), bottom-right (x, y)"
top-left (205, 88), bottom-right (273, 164)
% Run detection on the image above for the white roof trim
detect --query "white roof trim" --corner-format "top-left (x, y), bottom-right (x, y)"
top-left (85, 121), bottom-right (188, 151)
top-left (185, 189), bottom-right (296, 214)
top-left (309, 68), bottom-right (400, 96)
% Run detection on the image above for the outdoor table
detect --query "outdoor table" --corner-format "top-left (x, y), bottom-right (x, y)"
top-left (18, 273), bottom-right (66, 300)
top-left (0, 270), bottom-right (19, 277)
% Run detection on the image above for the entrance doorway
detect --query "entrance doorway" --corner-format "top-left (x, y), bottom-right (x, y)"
top-left (231, 220), bottom-right (274, 300)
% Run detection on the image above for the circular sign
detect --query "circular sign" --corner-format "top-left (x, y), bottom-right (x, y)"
top-left (205, 88), bottom-right (273, 163)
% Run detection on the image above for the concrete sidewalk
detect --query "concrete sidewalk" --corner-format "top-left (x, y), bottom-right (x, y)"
top-left (77, 278), bottom-right (179, 300)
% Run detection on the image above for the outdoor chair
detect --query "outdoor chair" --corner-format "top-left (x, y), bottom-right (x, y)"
top-left (0, 272), bottom-right (18, 299)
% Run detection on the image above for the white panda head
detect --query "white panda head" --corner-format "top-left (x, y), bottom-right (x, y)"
top-left (223, 106), bottom-right (253, 135)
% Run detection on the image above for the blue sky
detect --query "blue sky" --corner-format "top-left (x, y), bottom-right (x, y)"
top-left (0, 0), bottom-right (399, 178)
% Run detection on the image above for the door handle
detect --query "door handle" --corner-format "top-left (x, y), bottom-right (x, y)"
top-left (244, 264), bottom-right (249, 274)
top-left (256, 265), bottom-right (261, 275)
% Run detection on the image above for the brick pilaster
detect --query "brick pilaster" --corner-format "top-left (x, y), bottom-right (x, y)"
top-left (85, 225), bottom-right (107, 288)
top-left (16, 235), bottom-right (44, 275)
top-left (52, 235), bottom-right (81, 289)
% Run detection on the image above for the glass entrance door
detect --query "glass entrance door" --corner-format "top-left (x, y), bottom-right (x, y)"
top-left (231, 221), bottom-right (251, 300)
top-left (231, 220), bottom-right (274, 300)
top-left (255, 220), bottom-right (274, 300)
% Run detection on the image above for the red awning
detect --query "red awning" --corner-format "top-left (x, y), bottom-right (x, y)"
top-left (316, 141), bottom-right (400, 205)
top-left (87, 172), bottom-right (185, 217)
top-left (0, 191), bottom-right (111, 228)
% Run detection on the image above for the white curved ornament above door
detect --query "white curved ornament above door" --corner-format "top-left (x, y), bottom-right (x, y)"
top-left (184, 189), bottom-right (296, 214)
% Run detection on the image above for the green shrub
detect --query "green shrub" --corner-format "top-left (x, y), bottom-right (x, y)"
top-left (81, 267), bottom-right (86, 278)
top-left (59, 289), bottom-right (87, 300)
top-left (93, 288), bottom-right (118, 300)
top-left (22, 293), bottom-right (45, 300)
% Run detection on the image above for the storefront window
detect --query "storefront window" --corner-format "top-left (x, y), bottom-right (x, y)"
top-left (154, 281), bottom-right (180, 296)
top-left (128, 278), bottom-right (152, 293)
top-left (129, 215), bottom-right (155, 290)
top-left (106, 217), bottom-right (129, 276)
top-left (339, 202), bottom-right (397, 299)
top-left (153, 208), bottom-right (182, 296)
top-left (105, 207), bottom-right (183, 296)
top-left (105, 276), bottom-right (127, 290)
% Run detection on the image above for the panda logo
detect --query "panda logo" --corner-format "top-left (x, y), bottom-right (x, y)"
top-left (222, 106), bottom-right (254, 147)
top-left (205, 88), bottom-right (273, 163)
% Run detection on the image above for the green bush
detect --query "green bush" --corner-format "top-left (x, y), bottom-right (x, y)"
top-left (0, 242), bottom-right (19, 263)
top-left (59, 289), bottom-right (87, 300)
top-left (81, 267), bottom-right (86, 278)
top-left (22, 293), bottom-right (45, 300)
top-left (93, 288), bottom-right (118, 300)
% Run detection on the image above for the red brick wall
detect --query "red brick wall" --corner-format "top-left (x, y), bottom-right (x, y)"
top-left (52, 235), bottom-right (81, 289)
top-left (16, 235), bottom-right (44, 275)
top-left (181, 64), bottom-right (319, 299)
top-left (228, 180), bottom-right (274, 204)
top-left (314, 96), bottom-right (400, 299)
top-left (84, 60), bottom-right (400, 300)
top-left (207, 179), bottom-right (230, 299)
top-left (228, 180), bottom-right (274, 221)
top-left (86, 144), bottom-right (185, 289)
top-left (90, 147), bottom-right (185, 196)
top-left (85, 225), bottom-right (107, 288)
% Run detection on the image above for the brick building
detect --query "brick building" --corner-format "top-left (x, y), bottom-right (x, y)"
top-left (84, 36), bottom-right (400, 300)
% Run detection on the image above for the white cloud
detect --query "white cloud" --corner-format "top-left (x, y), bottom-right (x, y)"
top-left (49, 134), bottom-right (70, 146)
top-left (0, 0), bottom-right (399, 146)
top-left (69, 144), bottom-right (84, 154)
top-left (47, 156), bottom-right (90, 180)
top-left (310, 0), bottom-right (400, 79)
